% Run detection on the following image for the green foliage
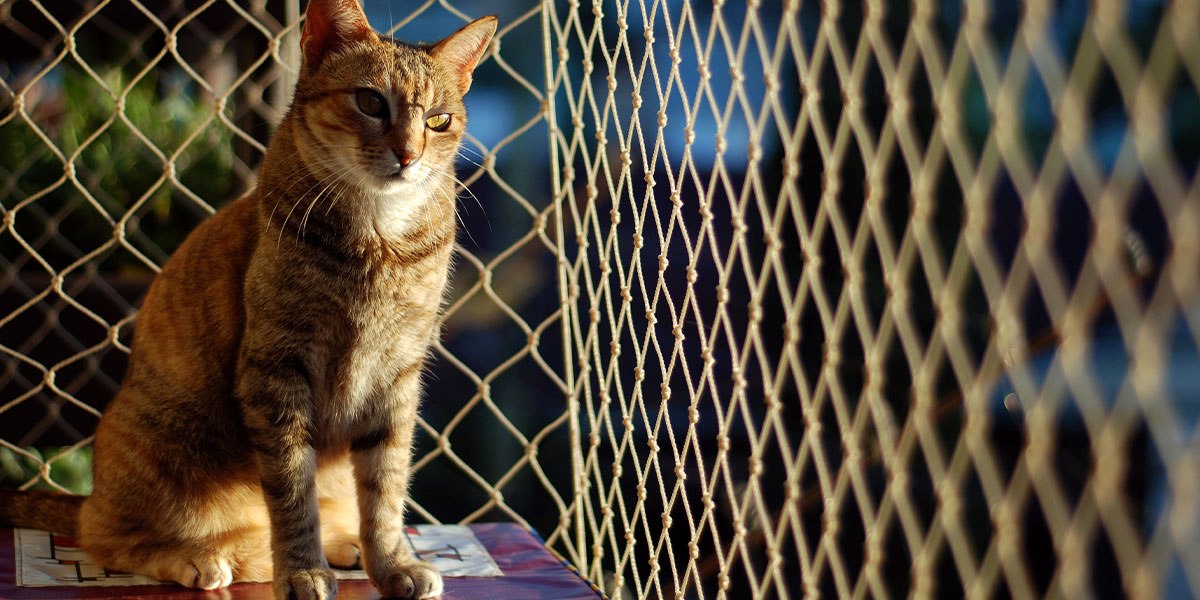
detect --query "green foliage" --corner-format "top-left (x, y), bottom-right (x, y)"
top-left (1, 64), bottom-right (236, 271)
top-left (0, 446), bottom-right (93, 495)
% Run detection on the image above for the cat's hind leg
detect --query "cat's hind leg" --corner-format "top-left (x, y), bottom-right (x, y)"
top-left (320, 502), bottom-right (362, 570)
top-left (81, 534), bottom-right (238, 590)
top-left (322, 536), bottom-right (361, 569)
top-left (317, 457), bottom-right (363, 569)
top-left (84, 528), bottom-right (274, 586)
top-left (78, 487), bottom-right (274, 587)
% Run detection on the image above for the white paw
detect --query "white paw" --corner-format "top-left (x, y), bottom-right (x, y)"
top-left (169, 554), bottom-right (233, 590)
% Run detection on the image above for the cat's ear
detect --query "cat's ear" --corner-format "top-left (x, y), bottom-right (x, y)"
top-left (429, 16), bottom-right (498, 95)
top-left (300, 0), bottom-right (374, 69)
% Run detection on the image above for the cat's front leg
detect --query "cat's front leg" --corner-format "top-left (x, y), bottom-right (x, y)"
top-left (240, 363), bottom-right (337, 600)
top-left (350, 381), bottom-right (442, 600)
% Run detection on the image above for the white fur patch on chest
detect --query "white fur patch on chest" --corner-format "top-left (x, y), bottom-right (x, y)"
top-left (370, 192), bottom-right (428, 238)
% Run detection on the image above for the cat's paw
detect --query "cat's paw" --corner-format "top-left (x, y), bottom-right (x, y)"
top-left (324, 540), bottom-right (361, 568)
top-left (274, 567), bottom-right (338, 600)
top-left (162, 554), bottom-right (233, 590)
top-left (192, 555), bottom-right (234, 590)
top-left (373, 561), bottom-right (442, 599)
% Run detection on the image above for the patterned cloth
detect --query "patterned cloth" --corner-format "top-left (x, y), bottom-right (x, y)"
top-left (2, 523), bottom-right (602, 599)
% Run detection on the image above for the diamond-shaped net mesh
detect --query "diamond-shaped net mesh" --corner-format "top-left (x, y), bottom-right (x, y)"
top-left (3, 1), bottom-right (1199, 598)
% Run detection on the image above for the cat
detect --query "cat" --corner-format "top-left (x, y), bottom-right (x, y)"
top-left (0, 1), bottom-right (496, 599)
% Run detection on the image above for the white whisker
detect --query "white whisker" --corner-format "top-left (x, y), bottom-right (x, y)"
top-left (277, 163), bottom-right (357, 248)
top-left (447, 172), bottom-right (490, 232)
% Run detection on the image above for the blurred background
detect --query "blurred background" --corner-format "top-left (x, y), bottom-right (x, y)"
top-left (3, 1), bottom-right (1199, 599)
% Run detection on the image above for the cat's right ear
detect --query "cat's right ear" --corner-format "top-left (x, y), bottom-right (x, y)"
top-left (301, 0), bottom-right (374, 70)
top-left (429, 16), bottom-right (498, 96)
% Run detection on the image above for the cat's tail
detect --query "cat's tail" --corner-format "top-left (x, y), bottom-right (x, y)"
top-left (0, 489), bottom-right (84, 536)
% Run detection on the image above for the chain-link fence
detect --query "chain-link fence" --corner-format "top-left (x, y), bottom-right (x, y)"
top-left (3, 1), bottom-right (1199, 598)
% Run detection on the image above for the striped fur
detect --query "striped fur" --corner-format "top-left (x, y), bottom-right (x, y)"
top-left (1, 3), bottom-right (495, 600)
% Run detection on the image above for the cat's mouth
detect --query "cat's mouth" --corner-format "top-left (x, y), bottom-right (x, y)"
top-left (366, 163), bottom-right (410, 185)
top-left (375, 164), bottom-right (428, 187)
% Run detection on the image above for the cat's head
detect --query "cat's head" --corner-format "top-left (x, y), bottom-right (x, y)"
top-left (288, 0), bottom-right (495, 196)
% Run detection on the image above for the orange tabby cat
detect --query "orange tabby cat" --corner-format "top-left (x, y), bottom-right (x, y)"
top-left (0, 2), bottom-right (496, 599)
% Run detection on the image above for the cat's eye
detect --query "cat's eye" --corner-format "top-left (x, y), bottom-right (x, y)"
top-left (425, 113), bottom-right (451, 132)
top-left (355, 89), bottom-right (387, 119)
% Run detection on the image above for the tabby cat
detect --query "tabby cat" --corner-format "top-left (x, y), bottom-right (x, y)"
top-left (0, 1), bottom-right (496, 599)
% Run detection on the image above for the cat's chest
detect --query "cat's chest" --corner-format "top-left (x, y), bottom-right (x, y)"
top-left (337, 303), bottom-right (433, 389)
top-left (311, 265), bottom-right (445, 431)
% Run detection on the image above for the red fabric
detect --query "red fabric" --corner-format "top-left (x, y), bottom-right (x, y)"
top-left (1, 523), bottom-right (602, 599)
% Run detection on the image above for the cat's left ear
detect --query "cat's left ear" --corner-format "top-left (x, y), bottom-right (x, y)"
top-left (429, 16), bottom-right (498, 95)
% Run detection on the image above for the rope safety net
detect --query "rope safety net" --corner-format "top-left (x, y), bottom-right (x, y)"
top-left (2, 1), bottom-right (1199, 598)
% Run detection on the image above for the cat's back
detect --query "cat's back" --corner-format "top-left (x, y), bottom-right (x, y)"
top-left (89, 193), bottom-right (261, 512)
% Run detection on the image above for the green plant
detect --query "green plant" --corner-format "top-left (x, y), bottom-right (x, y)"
top-left (1, 64), bottom-right (236, 272)
top-left (0, 445), bottom-right (93, 494)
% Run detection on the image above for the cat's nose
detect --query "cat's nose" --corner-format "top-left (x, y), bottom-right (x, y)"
top-left (394, 149), bottom-right (419, 167)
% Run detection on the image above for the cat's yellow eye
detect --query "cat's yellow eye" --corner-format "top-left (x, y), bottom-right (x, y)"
top-left (425, 113), bottom-right (451, 132)
top-left (355, 89), bottom-right (387, 119)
